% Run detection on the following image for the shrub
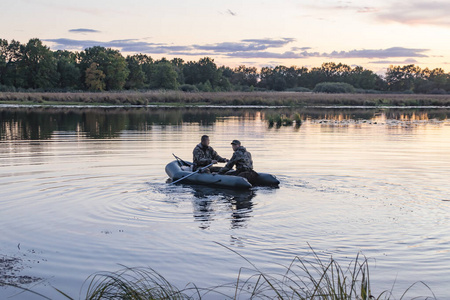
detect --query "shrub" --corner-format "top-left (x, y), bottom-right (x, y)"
top-left (313, 82), bottom-right (356, 94)
top-left (179, 84), bottom-right (199, 92)
top-left (286, 87), bottom-right (311, 93)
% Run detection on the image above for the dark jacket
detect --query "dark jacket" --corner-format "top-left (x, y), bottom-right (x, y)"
top-left (221, 146), bottom-right (253, 173)
top-left (193, 143), bottom-right (226, 169)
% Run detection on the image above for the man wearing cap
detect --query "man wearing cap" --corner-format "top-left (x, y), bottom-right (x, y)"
top-left (193, 135), bottom-right (228, 172)
top-left (219, 140), bottom-right (258, 183)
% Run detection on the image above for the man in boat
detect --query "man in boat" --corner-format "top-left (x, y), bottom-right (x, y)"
top-left (219, 140), bottom-right (258, 184)
top-left (193, 135), bottom-right (228, 172)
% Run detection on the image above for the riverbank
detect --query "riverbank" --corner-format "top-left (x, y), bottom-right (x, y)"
top-left (1, 91), bottom-right (450, 107)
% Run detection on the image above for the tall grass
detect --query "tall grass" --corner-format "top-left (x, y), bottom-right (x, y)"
top-left (266, 113), bottom-right (302, 127)
top-left (1, 91), bottom-right (450, 106)
top-left (4, 248), bottom-right (436, 299)
top-left (54, 247), bottom-right (434, 300)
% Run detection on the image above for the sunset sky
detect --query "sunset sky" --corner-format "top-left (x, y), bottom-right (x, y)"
top-left (2, 0), bottom-right (450, 74)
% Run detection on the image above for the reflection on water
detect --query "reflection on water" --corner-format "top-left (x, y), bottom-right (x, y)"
top-left (189, 185), bottom-right (255, 229)
top-left (1, 106), bottom-right (449, 140)
top-left (1, 105), bottom-right (450, 299)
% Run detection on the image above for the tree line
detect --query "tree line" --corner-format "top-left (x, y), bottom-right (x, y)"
top-left (1, 38), bottom-right (450, 94)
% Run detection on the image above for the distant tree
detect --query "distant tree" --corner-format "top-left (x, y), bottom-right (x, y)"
top-left (385, 64), bottom-right (421, 92)
top-left (54, 50), bottom-right (81, 89)
top-left (0, 39), bottom-right (7, 85)
top-left (151, 62), bottom-right (178, 90)
top-left (79, 46), bottom-right (129, 90)
top-left (104, 52), bottom-right (129, 90)
top-left (132, 54), bottom-right (154, 87)
top-left (171, 58), bottom-right (185, 85)
top-left (183, 57), bottom-right (220, 88)
top-left (85, 62), bottom-right (106, 91)
top-left (259, 66), bottom-right (288, 91)
top-left (125, 55), bottom-right (146, 89)
top-left (232, 65), bottom-right (259, 87)
top-left (1, 40), bottom-right (25, 87)
top-left (348, 66), bottom-right (379, 90)
top-left (20, 38), bottom-right (59, 89)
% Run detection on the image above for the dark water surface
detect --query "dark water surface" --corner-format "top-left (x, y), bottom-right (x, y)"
top-left (1, 106), bottom-right (449, 299)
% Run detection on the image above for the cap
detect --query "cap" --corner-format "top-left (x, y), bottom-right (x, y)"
top-left (231, 140), bottom-right (241, 145)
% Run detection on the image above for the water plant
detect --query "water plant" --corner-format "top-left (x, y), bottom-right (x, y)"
top-left (266, 113), bottom-right (302, 127)
top-left (3, 247), bottom-right (436, 300)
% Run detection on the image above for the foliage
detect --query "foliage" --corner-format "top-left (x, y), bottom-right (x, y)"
top-left (85, 63), bottom-right (106, 91)
top-left (313, 82), bottom-right (356, 93)
top-left (1, 38), bottom-right (450, 94)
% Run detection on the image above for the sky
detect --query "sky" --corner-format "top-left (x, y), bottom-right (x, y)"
top-left (1, 0), bottom-right (450, 74)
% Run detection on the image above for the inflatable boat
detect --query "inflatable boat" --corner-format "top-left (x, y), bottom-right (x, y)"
top-left (165, 160), bottom-right (279, 189)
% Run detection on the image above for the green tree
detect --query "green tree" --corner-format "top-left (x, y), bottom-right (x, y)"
top-left (125, 55), bottom-right (146, 89)
top-left (79, 46), bottom-right (129, 90)
top-left (0, 39), bottom-right (25, 87)
top-left (183, 57), bottom-right (220, 87)
top-left (151, 62), bottom-right (178, 90)
top-left (385, 64), bottom-right (421, 92)
top-left (20, 38), bottom-right (59, 89)
top-left (85, 62), bottom-right (106, 91)
top-left (232, 65), bottom-right (259, 87)
top-left (54, 50), bottom-right (81, 89)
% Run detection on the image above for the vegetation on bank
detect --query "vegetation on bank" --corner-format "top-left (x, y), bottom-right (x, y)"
top-left (7, 248), bottom-right (435, 299)
top-left (1, 91), bottom-right (450, 107)
top-left (1, 38), bottom-right (450, 95)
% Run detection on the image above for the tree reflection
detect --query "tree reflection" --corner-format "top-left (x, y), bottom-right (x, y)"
top-left (189, 185), bottom-right (255, 230)
top-left (1, 107), bottom-right (449, 140)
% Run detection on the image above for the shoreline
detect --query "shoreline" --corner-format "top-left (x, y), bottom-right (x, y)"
top-left (1, 91), bottom-right (450, 107)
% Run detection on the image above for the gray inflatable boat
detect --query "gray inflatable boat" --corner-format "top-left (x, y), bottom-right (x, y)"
top-left (165, 160), bottom-right (279, 189)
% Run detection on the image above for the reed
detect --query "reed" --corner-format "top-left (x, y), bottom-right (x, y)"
top-left (266, 112), bottom-right (302, 127)
top-left (1, 91), bottom-right (450, 107)
top-left (5, 248), bottom-right (436, 299)
top-left (48, 248), bottom-right (434, 300)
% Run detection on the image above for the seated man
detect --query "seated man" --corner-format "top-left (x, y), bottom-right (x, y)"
top-left (219, 140), bottom-right (258, 184)
top-left (193, 135), bottom-right (227, 172)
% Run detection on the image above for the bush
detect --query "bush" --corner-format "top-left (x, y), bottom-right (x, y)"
top-left (313, 82), bottom-right (356, 94)
top-left (429, 88), bottom-right (447, 94)
top-left (0, 84), bottom-right (16, 92)
top-left (286, 87), bottom-right (311, 92)
top-left (179, 84), bottom-right (199, 92)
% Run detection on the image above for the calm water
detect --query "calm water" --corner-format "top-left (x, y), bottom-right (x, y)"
top-left (1, 106), bottom-right (450, 299)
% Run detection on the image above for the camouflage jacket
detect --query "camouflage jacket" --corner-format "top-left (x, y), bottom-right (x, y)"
top-left (193, 143), bottom-right (226, 168)
top-left (222, 146), bottom-right (253, 172)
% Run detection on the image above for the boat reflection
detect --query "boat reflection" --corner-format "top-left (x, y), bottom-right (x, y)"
top-left (188, 185), bottom-right (255, 230)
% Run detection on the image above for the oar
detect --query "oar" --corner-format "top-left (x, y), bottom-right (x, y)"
top-left (169, 162), bottom-right (214, 185)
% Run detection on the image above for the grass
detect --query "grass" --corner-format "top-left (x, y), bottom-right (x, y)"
top-left (266, 112), bottom-right (302, 127)
top-left (1, 91), bottom-right (450, 107)
top-left (5, 246), bottom-right (436, 300)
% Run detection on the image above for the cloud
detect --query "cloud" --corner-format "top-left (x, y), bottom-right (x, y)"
top-left (325, 47), bottom-right (429, 59)
top-left (69, 28), bottom-right (101, 34)
top-left (375, 1), bottom-right (450, 27)
top-left (45, 37), bottom-right (298, 56)
top-left (44, 38), bottom-right (430, 62)
top-left (194, 38), bottom-right (294, 53)
top-left (225, 51), bottom-right (314, 59)
top-left (291, 46), bottom-right (312, 51)
top-left (369, 58), bottom-right (419, 64)
top-left (241, 38), bottom-right (296, 47)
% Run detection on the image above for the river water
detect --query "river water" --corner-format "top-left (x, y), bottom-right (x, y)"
top-left (1, 106), bottom-right (449, 299)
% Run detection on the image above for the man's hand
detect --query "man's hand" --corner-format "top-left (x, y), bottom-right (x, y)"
top-left (212, 160), bottom-right (218, 164)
